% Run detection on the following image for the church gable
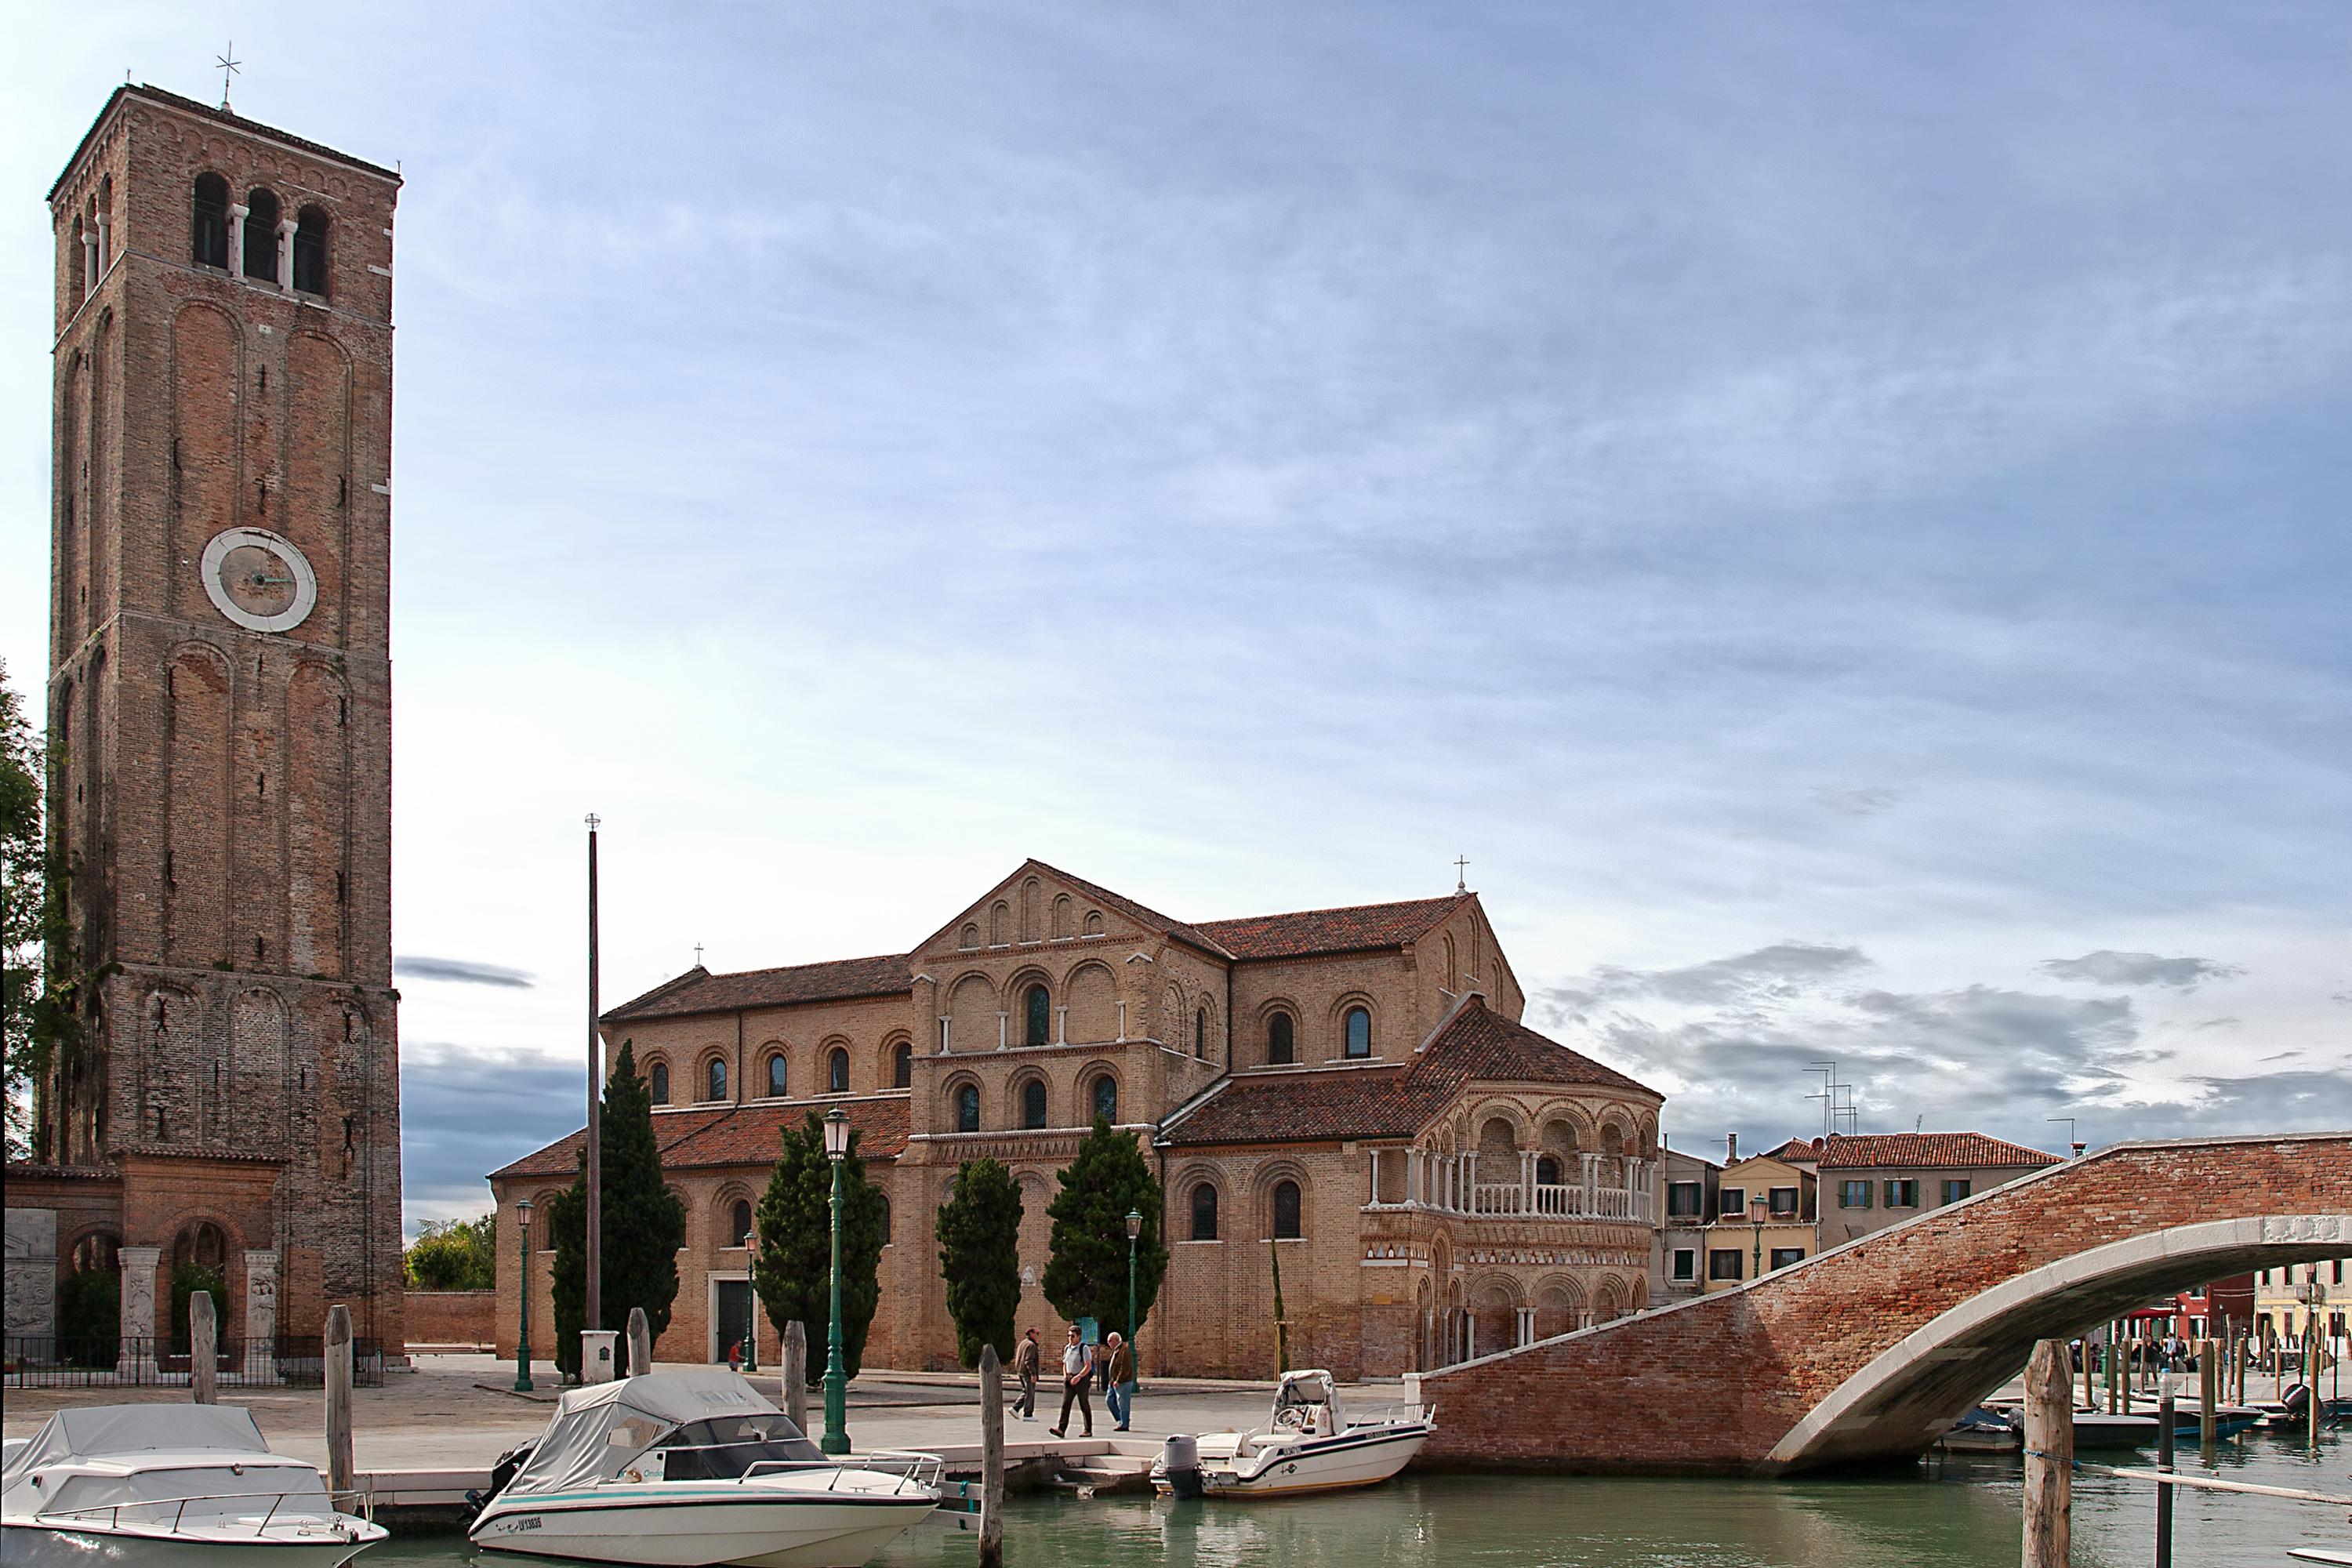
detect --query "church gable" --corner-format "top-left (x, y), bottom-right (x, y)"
top-left (909, 858), bottom-right (1231, 960)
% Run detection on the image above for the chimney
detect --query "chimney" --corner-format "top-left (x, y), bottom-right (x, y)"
top-left (1726, 1132), bottom-right (1737, 1163)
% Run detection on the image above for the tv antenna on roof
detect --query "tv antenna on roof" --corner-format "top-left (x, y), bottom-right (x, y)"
top-left (1806, 1062), bottom-right (1857, 1138)
top-left (215, 42), bottom-right (240, 111)
top-left (2046, 1116), bottom-right (2085, 1159)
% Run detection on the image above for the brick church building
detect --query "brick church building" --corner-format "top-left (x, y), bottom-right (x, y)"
top-left (491, 862), bottom-right (1666, 1378)
top-left (6, 87), bottom-right (406, 1358)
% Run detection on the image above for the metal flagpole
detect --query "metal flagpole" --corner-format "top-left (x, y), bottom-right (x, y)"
top-left (586, 814), bottom-right (603, 1348)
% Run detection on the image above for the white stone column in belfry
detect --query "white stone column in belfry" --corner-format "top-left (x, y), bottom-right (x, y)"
top-left (229, 203), bottom-right (249, 277)
top-left (81, 227), bottom-right (97, 296)
top-left (118, 1245), bottom-right (162, 1377)
top-left (276, 217), bottom-right (296, 290)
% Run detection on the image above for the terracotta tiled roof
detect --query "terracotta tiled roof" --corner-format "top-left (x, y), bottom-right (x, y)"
top-left (488, 1097), bottom-right (909, 1182)
top-left (1160, 997), bottom-right (1659, 1147)
top-left (603, 954), bottom-right (911, 1023)
top-left (1761, 1137), bottom-right (1822, 1163)
top-left (1809, 1132), bottom-right (2061, 1170)
top-left (1196, 894), bottom-right (1470, 961)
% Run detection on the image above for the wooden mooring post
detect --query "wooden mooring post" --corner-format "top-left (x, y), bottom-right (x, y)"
top-left (2198, 1338), bottom-right (2217, 1458)
top-left (785, 1321), bottom-right (808, 1435)
top-left (325, 1305), bottom-right (354, 1500)
top-left (2105, 1321), bottom-right (2119, 1414)
top-left (189, 1290), bottom-right (217, 1405)
top-left (2155, 1387), bottom-right (2175, 1568)
top-left (978, 1343), bottom-right (1006, 1568)
top-left (2024, 1338), bottom-right (2072, 1568)
top-left (627, 1306), bottom-right (652, 1376)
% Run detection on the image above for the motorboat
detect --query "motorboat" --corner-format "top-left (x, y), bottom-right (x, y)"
top-left (467, 1367), bottom-right (941, 1566)
top-left (1152, 1370), bottom-right (1432, 1500)
top-left (2069, 1410), bottom-right (2159, 1450)
top-left (2256, 1385), bottom-right (2352, 1431)
top-left (2170, 1405), bottom-right (2264, 1440)
top-left (1, 1404), bottom-right (384, 1566)
top-left (1935, 1406), bottom-right (2021, 1454)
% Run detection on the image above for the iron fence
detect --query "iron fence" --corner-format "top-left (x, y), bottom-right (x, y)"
top-left (3, 1334), bottom-right (384, 1388)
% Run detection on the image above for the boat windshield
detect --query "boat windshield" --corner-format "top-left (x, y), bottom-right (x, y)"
top-left (656, 1415), bottom-right (827, 1480)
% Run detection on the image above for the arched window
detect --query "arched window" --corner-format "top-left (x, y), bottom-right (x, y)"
top-left (1267, 1013), bottom-right (1294, 1065)
top-left (765, 1053), bottom-right (787, 1098)
top-left (960, 924), bottom-right (979, 950)
top-left (892, 1042), bottom-right (912, 1089)
top-left (292, 205), bottom-right (329, 296)
top-left (1272, 1180), bottom-right (1302, 1240)
top-left (241, 188), bottom-right (280, 281)
top-left (191, 174), bottom-right (230, 268)
top-left (1021, 1078), bottom-right (1048, 1130)
top-left (1025, 984), bottom-right (1051, 1047)
top-left (955, 1083), bottom-right (981, 1133)
top-left (706, 1056), bottom-right (727, 1102)
top-left (1195, 1007), bottom-right (1207, 1059)
top-left (828, 1047), bottom-right (850, 1094)
top-left (730, 1200), bottom-right (753, 1248)
top-left (649, 1061), bottom-right (670, 1105)
top-left (879, 1196), bottom-right (892, 1245)
top-left (1536, 1156), bottom-right (1562, 1186)
top-left (1091, 1074), bottom-right (1118, 1124)
top-left (1344, 1007), bottom-right (1372, 1058)
top-left (1190, 1182), bottom-right (1219, 1241)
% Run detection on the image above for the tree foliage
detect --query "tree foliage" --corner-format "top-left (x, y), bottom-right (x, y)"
top-left (935, 1158), bottom-right (1024, 1369)
top-left (169, 1262), bottom-right (228, 1355)
top-left (1, 663), bottom-right (43, 1160)
top-left (57, 1268), bottom-right (118, 1368)
top-left (1041, 1116), bottom-right (1167, 1342)
top-left (405, 1214), bottom-right (497, 1291)
top-left (753, 1111), bottom-right (887, 1382)
top-left (550, 1040), bottom-right (685, 1378)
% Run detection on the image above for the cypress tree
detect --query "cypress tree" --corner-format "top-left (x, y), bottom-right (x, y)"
top-left (1041, 1116), bottom-right (1167, 1341)
top-left (549, 1040), bottom-right (686, 1377)
top-left (935, 1158), bottom-right (1023, 1369)
top-left (753, 1112), bottom-right (887, 1381)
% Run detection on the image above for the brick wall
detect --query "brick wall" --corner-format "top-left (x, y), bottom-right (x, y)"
top-left (405, 1290), bottom-right (495, 1348)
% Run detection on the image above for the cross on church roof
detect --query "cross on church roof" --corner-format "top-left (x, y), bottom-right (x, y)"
top-left (694, 943), bottom-right (705, 969)
top-left (1454, 855), bottom-right (1470, 893)
top-left (215, 42), bottom-right (240, 111)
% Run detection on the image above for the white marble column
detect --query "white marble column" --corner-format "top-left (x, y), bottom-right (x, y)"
top-left (276, 217), bottom-right (297, 291)
top-left (229, 203), bottom-right (249, 278)
top-left (242, 1250), bottom-right (280, 1382)
top-left (94, 209), bottom-right (110, 279)
top-left (81, 228), bottom-right (97, 297)
top-left (118, 1245), bottom-right (162, 1378)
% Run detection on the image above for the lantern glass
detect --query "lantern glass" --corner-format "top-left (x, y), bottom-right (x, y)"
top-left (1126, 1208), bottom-right (1143, 1241)
top-left (517, 1199), bottom-right (533, 1222)
top-left (823, 1107), bottom-right (851, 1160)
top-left (1750, 1196), bottom-right (1769, 1225)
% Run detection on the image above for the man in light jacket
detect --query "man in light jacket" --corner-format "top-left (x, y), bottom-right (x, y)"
top-left (1050, 1323), bottom-right (1095, 1438)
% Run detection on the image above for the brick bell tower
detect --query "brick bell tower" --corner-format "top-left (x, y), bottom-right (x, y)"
top-left (44, 85), bottom-right (405, 1349)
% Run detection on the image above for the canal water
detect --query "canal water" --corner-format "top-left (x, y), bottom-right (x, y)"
top-left (370, 1428), bottom-right (2345, 1567)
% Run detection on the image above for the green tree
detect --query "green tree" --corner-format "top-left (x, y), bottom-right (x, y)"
top-left (1041, 1116), bottom-right (1167, 1343)
top-left (753, 1111), bottom-right (887, 1381)
top-left (405, 1214), bottom-right (498, 1290)
top-left (935, 1158), bottom-right (1023, 1369)
top-left (1, 663), bottom-right (44, 1160)
top-left (169, 1261), bottom-right (228, 1355)
top-left (549, 1040), bottom-right (685, 1378)
top-left (57, 1267), bottom-right (119, 1368)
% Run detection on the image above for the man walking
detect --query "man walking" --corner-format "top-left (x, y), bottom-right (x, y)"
top-left (1012, 1327), bottom-right (1040, 1421)
top-left (1103, 1330), bottom-right (1135, 1432)
top-left (1049, 1323), bottom-right (1095, 1439)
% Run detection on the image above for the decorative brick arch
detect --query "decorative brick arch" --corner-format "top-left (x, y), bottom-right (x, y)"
top-left (1417, 1134), bottom-right (2352, 1475)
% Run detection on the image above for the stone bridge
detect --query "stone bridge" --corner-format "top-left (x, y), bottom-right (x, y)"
top-left (1414, 1132), bottom-right (2350, 1474)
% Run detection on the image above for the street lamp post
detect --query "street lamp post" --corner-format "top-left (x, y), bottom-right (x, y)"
top-left (1748, 1193), bottom-right (1769, 1283)
top-left (513, 1200), bottom-right (535, 1393)
top-left (820, 1107), bottom-right (851, 1456)
top-left (742, 1209), bottom-right (758, 1374)
top-left (1124, 1208), bottom-right (1142, 1422)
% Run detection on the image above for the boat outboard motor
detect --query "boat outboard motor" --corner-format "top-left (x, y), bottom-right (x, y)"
top-left (1161, 1433), bottom-right (1203, 1500)
top-left (466, 1443), bottom-right (534, 1519)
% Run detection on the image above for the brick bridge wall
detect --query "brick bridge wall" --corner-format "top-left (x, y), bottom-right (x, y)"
top-left (1416, 1133), bottom-right (2352, 1474)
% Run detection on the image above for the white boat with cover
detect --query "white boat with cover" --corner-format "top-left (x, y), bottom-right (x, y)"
top-left (1152, 1370), bottom-right (1432, 1499)
top-left (1, 1404), bottom-right (384, 1567)
top-left (467, 1367), bottom-right (940, 1567)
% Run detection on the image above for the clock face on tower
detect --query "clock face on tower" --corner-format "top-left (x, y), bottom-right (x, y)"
top-left (200, 528), bottom-right (318, 633)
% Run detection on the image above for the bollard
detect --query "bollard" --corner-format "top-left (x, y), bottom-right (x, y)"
top-left (2309, 1326), bottom-right (2321, 1453)
top-left (2199, 1341), bottom-right (2217, 1457)
top-left (325, 1305), bottom-right (354, 1500)
top-left (2155, 1388), bottom-right (2175, 1568)
top-left (978, 1343), bottom-right (1005, 1568)
top-left (2024, 1338), bottom-right (2072, 1568)
top-left (785, 1321), bottom-right (808, 1436)
top-left (190, 1290), bottom-right (217, 1405)
top-left (2106, 1322), bottom-right (2120, 1414)
top-left (628, 1306), bottom-right (652, 1377)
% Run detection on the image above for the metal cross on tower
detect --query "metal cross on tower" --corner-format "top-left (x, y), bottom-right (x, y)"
top-left (694, 942), bottom-right (705, 968)
top-left (1454, 855), bottom-right (1470, 892)
top-left (215, 42), bottom-right (241, 111)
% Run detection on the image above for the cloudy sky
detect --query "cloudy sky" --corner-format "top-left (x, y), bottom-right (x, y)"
top-left (3, 4), bottom-right (2346, 1232)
